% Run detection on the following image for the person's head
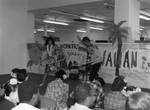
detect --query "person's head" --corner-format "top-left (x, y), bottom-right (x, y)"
top-left (11, 68), bottom-right (28, 83)
top-left (82, 36), bottom-right (92, 46)
top-left (111, 75), bottom-right (127, 91)
top-left (82, 36), bottom-right (90, 42)
top-left (16, 69), bottom-right (28, 83)
top-left (125, 92), bottom-right (150, 110)
top-left (74, 82), bottom-right (96, 108)
top-left (55, 70), bottom-right (67, 82)
top-left (18, 80), bottom-right (40, 106)
top-left (45, 37), bottom-right (55, 46)
top-left (93, 76), bottom-right (105, 88)
top-left (11, 68), bottom-right (20, 78)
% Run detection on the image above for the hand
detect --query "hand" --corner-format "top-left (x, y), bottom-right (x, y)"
top-left (76, 36), bottom-right (81, 41)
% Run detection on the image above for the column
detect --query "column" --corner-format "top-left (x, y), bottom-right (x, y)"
top-left (85, 22), bottom-right (91, 38)
top-left (27, 13), bottom-right (35, 43)
top-left (115, 0), bottom-right (140, 41)
top-left (44, 24), bottom-right (48, 36)
top-left (0, 0), bottom-right (28, 73)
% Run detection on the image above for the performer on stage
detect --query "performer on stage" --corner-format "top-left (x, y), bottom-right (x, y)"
top-left (77, 36), bottom-right (102, 81)
top-left (38, 36), bottom-right (66, 87)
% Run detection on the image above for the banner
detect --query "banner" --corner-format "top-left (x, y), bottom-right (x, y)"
top-left (27, 42), bottom-right (150, 88)
top-left (98, 43), bottom-right (150, 88)
top-left (27, 42), bottom-right (87, 75)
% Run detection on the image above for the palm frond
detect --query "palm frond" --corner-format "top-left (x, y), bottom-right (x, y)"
top-left (120, 28), bottom-right (128, 34)
top-left (120, 34), bottom-right (127, 39)
top-left (108, 31), bottom-right (116, 41)
top-left (117, 21), bottom-right (126, 28)
top-left (111, 35), bottom-right (117, 45)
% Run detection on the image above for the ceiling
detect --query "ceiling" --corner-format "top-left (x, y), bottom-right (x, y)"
top-left (29, 0), bottom-right (150, 32)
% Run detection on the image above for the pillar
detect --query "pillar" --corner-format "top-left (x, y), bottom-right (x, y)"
top-left (0, 0), bottom-right (28, 73)
top-left (85, 22), bottom-right (91, 38)
top-left (44, 24), bottom-right (48, 36)
top-left (115, 0), bottom-right (140, 41)
top-left (27, 13), bottom-right (35, 43)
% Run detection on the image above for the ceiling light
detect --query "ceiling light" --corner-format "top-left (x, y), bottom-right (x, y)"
top-left (140, 10), bottom-right (150, 17)
top-left (80, 17), bottom-right (104, 23)
top-left (139, 28), bottom-right (143, 31)
top-left (76, 29), bottom-right (86, 33)
top-left (43, 19), bottom-right (69, 25)
top-left (37, 28), bottom-right (55, 32)
top-left (140, 15), bottom-right (150, 20)
top-left (90, 27), bottom-right (103, 30)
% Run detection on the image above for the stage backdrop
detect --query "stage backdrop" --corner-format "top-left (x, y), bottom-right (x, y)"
top-left (27, 42), bottom-right (87, 75)
top-left (98, 43), bottom-right (150, 88)
top-left (27, 42), bottom-right (150, 88)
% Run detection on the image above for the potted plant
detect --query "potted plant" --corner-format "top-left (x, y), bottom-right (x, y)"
top-left (139, 28), bottom-right (148, 41)
top-left (108, 21), bottom-right (128, 76)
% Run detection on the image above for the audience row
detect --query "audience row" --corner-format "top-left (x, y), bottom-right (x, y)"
top-left (0, 68), bottom-right (150, 110)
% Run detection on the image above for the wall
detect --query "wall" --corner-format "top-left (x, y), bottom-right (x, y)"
top-left (35, 29), bottom-right (109, 43)
top-left (0, 0), bottom-right (28, 74)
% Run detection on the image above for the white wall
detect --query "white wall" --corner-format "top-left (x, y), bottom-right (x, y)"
top-left (0, 0), bottom-right (28, 74)
top-left (35, 29), bottom-right (109, 43)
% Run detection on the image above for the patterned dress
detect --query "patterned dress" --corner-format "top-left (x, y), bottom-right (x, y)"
top-left (104, 91), bottom-right (126, 110)
top-left (92, 80), bottom-right (105, 109)
top-left (44, 79), bottom-right (69, 109)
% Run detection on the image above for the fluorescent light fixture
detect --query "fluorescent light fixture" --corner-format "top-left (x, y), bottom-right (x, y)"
top-left (140, 15), bottom-right (150, 20)
top-left (80, 17), bottom-right (104, 23)
top-left (140, 10), bottom-right (150, 17)
top-left (76, 29), bottom-right (86, 33)
top-left (37, 28), bottom-right (55, 32)
top-left (90, 27), bottom-right (103, 30)
top-left (139, 28), bottom-right (143, 31)
top-left (43, 19), bottom-right (69, 25)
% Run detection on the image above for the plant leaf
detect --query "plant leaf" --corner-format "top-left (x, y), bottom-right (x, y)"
top-left (117, 21), bottom-right (126, 28)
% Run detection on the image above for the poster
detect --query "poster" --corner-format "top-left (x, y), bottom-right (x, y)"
top-left (27, 42), bottom-right (87, 75)
top-left (98, 43), bottom-right (150, 88)
top-left (27, 42), bottom-right (150, 88)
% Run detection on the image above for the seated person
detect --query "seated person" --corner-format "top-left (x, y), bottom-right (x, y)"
top-left (3, 79), bottom-right (19, 105)
top-left (125, 92), bottom-right (150, 110)
top-left (44, 70), bottom-right (69, 110)
top-left (2, 68), bottom-right (28, 105)
top-left (68, 82), bottom-right (97, 110)
top-left (0, 86), bottom-right (15, 110)
top-left (11, 80), bottom-right (40, 110)
top-left (92, 76), bottom-right (105, 109)
top-left (11, 68), bottom-right (28, 83)
top-left (104, 75), bottom-right (127, 110)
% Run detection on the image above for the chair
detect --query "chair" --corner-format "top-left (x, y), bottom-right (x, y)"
top-left (69, 65), bottom-right (79, 80)
top-left (40, 96), bottom-right (57, 110)
top-left (78, 65), bottom-right (89, 81)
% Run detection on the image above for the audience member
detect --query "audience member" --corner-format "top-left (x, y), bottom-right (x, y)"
top-left (68, 82), bottom-right (97, 110)
top-left (1, 68), bottom-right (28, 105)
top-left (104, 75), bottom-right (127, 110)
top-left (44, 69), bottom-right (69, 110)
top-left (125, 92), bottom-right (150, 110)
top-left (0, 86), bottom-right (15, 110)
top-left (11, 80), bottom-right (40, 110)
top-left (4, 82), bottom-right (19, 105)
top-left (11, 68), bottom-right (28, 83)
top-left (92, 76), bottom-right (105, 109)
